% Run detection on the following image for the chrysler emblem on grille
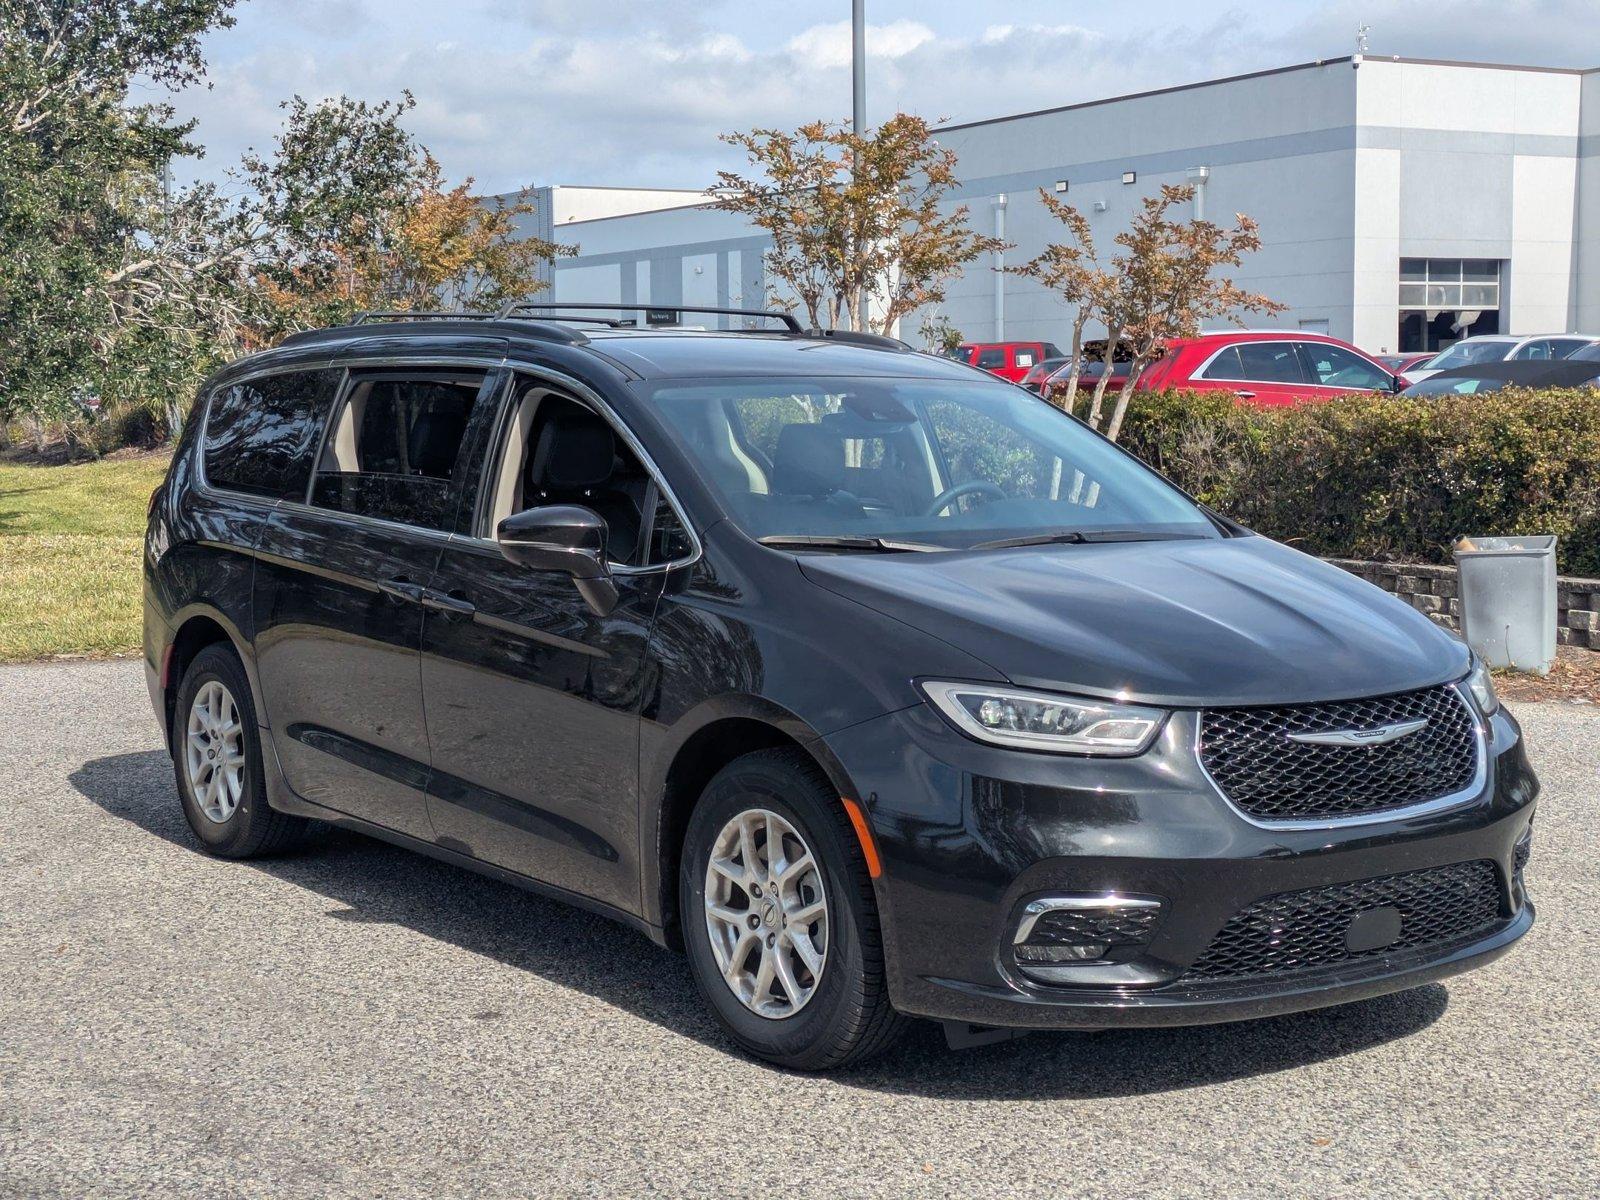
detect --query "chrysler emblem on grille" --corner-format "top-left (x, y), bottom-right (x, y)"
top-left (1288, 718), bottom-right (1429, 747)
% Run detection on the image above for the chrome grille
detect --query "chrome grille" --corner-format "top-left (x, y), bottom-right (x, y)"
top-left (1184, 860), bottom-right (1502, 982)
top-left (1199, 684), bottom-right (1478, 822)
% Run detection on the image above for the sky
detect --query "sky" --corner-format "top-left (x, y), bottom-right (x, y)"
top-left (160, 0), bottom-right (1599, 195)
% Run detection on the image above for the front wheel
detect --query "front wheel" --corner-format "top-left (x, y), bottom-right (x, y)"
top-left (680, 748), bottom-right (907, 1070)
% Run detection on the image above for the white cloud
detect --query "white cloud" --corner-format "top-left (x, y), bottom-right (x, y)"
top-left (164, 0), bottom-right (1599, 197)
top-left (785, 20), bottom-right (936, 70)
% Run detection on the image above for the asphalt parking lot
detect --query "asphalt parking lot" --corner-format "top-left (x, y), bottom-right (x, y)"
top-left (2, 660), bottom-right (1596, 1199)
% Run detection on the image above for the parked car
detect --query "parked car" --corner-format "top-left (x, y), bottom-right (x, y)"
top-left (950, 340), bottom-right (1064, 383)
top-left (1136, 330), bottom-right (1406, 404)
top-left (1019, 355), bottom-right (1072, 394)
top-left (1404, 333), bottom-right (1600, 382)
top-left (1042, 358), bottom-right (1132, 404)
top-left (144, 303), bottom-right (1536, 1070)
top-left (1376, 352), bottom-right (1436, 374)
top-left (1402, 358), bottom-right (1600, 395)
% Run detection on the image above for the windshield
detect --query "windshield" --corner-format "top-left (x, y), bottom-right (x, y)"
top-left (1422, 340), bottom-right (1509, 370)
top-left (643, 376), bottom-right (1220, 550)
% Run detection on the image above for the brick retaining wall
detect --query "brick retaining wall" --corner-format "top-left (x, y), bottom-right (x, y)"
top-left (1327, 558), bottom-right (1600, 651)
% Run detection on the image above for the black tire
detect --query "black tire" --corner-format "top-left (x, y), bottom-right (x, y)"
top-left (170, 643), bottom-right (305, 858)
top-left (679, 747), bottom-right (908, 1070)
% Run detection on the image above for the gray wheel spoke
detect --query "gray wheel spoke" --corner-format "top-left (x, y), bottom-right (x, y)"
top-left (790, 931), bottom-right (824, 975)
top-left (772, 942), bottom-right (803, 1004)
top-left (789, 899), bottom-right (825, 926)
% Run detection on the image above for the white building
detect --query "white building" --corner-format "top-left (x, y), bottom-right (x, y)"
top-left (510, 56), bottom-right (1600, 355)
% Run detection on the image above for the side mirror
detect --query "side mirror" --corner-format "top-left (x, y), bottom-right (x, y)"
top-left (496, 504), bottom-right (618, 616)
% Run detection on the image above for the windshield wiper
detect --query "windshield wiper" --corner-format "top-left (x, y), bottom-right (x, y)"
top-left (972, 529), bottom-right (1206, 551)
top-left (758, 535), bottom-right (946, 553)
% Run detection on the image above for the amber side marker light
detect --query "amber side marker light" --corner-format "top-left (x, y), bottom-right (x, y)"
top-left (839, 797), bottom-right (882, 878)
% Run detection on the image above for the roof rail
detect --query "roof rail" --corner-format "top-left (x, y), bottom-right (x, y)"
top-left (804, 327), bottom-right (910, 352)
top-left (347, 310), bottom-right (498, 325)
top-left (497, 300), bottom-right (803, 333)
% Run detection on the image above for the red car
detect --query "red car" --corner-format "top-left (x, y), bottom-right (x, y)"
top-left (949, 340), bottom-right (1063, 383)
top-left (1376, 351), bottom-right (1435, 375)
top-left (1137, 331), bottom-right (1406, 405)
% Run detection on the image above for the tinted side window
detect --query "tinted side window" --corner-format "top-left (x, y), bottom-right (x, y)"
top-left (1300, 344), bottom-right (1391, 390)
top-left (310, 373), bottom-right (488, 531)
top-left (203, 370), bottom-right (339, 500)
top-left (1197, 345), bottom-right (1244, 380)
top-left (975, 349), bottom-right (1006, 369)
top-left (1510, 340), bottom-right (1554, 361)
top-left (1235, 342), bottom-right (1308, 384)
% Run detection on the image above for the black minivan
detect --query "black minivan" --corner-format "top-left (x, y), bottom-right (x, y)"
top-left (143, 304), bottom-right (1537, 1069)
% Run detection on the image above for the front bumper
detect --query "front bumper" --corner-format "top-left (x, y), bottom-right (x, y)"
top-left (823, 700), bottom-right (1538, 1030)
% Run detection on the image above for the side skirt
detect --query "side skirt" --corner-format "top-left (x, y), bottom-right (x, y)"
top-left (255, 726), bottom-right (671, 949)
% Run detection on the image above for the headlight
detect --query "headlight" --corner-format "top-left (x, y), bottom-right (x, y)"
top-left (1465, 659), bottom-right (1499, 716)
top-left (920, 681), bottom-right (1166, 755)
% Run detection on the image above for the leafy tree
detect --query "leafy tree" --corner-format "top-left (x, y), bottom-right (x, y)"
top-left (1, 14), bottom-right (575, 453)
top-left (1008, 191), bottom-right (1111, 415)
top-left (0, 0), bottom-right (240, 438)
top-left (1087, 184), bottom-right (1283, 442)
top-left (916, 311), bottom-right (964, 355)
top-left (713, 114), bottom-right (1004, 334)
top-left (243, 94), bottom-right (574, 334)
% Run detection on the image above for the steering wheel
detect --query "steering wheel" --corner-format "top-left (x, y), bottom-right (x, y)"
top-left (924, 480), bottom-right (1008, 517)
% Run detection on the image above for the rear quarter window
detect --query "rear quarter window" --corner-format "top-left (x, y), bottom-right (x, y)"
top-left (203, 370), bottom-right (340, 500)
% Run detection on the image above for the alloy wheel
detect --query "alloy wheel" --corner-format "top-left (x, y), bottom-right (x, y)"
top-left (185, 680), bottom-right (245, 824)
top-left (703, 808), bottom-right (829, 1018)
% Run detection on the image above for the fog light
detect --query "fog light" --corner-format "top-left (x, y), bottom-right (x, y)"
top-left (1011, 894), bottom-right (1163, 975)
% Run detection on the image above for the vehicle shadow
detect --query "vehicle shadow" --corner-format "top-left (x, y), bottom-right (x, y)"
top-left (72, 749), bottom-right (1450, 1101)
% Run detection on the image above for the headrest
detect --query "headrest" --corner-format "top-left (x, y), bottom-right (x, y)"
top-left (771, 423), bottom-right (844, 496)
top-left (408, 407), bottom-right (468, 478)
top-left (529, 403), bottom-right (616, 490)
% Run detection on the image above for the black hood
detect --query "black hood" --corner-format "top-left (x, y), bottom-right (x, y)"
top-left (798, 536), bottom-right (1469, 708)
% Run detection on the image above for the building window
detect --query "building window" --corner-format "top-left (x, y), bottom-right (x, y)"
top-left (1397, 258), bottom-right (1501, 353)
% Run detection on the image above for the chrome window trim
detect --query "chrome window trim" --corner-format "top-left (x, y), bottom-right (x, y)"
top-left (193, 349), bottom-right (702, 576)
top-left (1013, 895), bottom-right (1162, 945)
top-left (1191, 680), bottom-right (1489, 832)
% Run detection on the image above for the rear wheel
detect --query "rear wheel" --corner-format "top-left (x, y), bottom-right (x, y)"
top-left (172, 644), bottom-right (305, 858)
top-left (680, 748), bottom-right (907, 1069)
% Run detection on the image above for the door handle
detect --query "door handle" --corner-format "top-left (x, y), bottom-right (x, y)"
top-left (1234, 390), bottom-right (1256, 399)
top-left (378, 577), bottom-right (426, 604)
top-left (419, 589), bottom-right (476, 619)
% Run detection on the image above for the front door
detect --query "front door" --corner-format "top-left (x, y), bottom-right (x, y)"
top-left (420, 377), bottom-right (675, 913)
top-left (252, 363), bottom-right (499, 840)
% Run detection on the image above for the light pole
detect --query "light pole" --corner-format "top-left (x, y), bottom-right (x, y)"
top-left (992, 193), bottom-right (1007, 340)
top-left (852, 0), bottom-right (866, 134)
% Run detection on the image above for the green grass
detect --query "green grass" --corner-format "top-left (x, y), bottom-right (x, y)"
top-left (0, 454), bottom-right (170, 662)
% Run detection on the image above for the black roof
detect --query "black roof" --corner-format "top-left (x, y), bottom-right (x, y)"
top-left (262, 317), bottom-right (984, 383)
top-left (1429, 359), bottom-right (1600, 386)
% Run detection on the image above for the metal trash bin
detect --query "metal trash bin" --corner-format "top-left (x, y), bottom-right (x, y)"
top-left (1452, 535), bottom-right (1557, 674)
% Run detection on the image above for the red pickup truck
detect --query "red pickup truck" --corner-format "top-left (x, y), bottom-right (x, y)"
top-left (948, 341), bottom-right (1063, 383)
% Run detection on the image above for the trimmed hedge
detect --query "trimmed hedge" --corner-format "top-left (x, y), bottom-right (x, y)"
top-left (1114, 387), bottom-right (1600, 577)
